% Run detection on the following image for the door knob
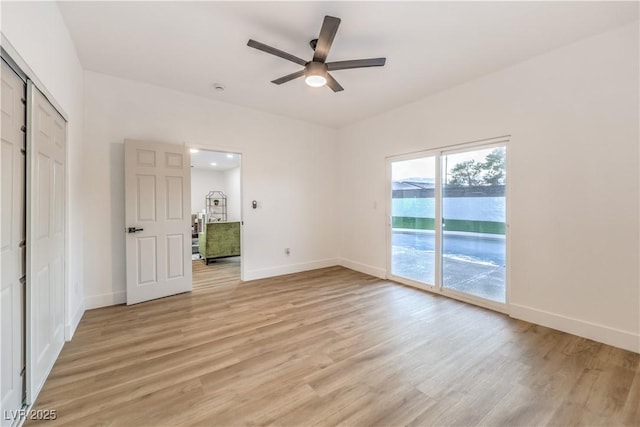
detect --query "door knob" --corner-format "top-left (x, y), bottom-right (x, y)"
top-left (127, 227), bottom-right (144, 233)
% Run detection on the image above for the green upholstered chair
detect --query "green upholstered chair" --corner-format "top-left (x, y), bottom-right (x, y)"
top-left (198, 221), bottom-right (241, 265)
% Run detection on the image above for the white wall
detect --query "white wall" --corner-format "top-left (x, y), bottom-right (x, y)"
top-left (191, 168), bottom-right (225, 215)
top-left (337, 21), bottom-right (639, 352)
top-left (83, 71), bottom-right (338, 307)
top-left (224, 167), bottom-right (241, 222)
top-left (1, 2), bottom-right (85, 337)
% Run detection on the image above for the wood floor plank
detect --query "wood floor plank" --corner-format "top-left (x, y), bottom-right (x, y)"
top-left (25, 259), bottom-right (640, 426)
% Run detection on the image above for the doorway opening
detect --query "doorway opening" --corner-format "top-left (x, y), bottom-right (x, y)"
top-left (190, 149), bottom-right (242, 289)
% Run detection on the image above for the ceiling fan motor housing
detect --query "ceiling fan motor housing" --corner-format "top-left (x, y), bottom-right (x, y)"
top-left (305, 61), bottom-right (328, 77)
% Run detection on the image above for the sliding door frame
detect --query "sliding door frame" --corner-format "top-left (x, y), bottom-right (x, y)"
top-left (385, 149), bottom-right (441, 294)
top-left (386, 136), bottom-right (511, 314)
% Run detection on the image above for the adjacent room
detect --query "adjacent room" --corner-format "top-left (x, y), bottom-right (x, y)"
top-left (1, 1), bottom-right (638, 426)
top-left (190, 148), bottom-right (242, 286)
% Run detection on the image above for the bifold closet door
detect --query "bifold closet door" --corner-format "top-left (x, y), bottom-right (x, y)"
top-left (1, 60), bottom-right (26, 425)
top-left (26, 81), bottom-right (66, 404)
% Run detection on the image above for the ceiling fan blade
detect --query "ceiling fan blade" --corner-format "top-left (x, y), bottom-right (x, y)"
top-left (327, 58), bottom-right (386, 71)
top-left (325, 73), bottom-right (344, 92)
top-left (247, 39), bottom-right (307, 66)
top-left (271, 70), bottom-right (305, 85)
top-left (313, 16), bottom-right (341, 63)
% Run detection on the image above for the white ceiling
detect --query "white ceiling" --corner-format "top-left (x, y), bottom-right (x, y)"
top-left (57, 1), bottom-right (638, 129)
top-left (191, 149), bottom-right (241, 171)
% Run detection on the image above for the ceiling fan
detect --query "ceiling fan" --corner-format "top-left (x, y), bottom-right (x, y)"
top-left (247, 15), bottom-right (386, 92)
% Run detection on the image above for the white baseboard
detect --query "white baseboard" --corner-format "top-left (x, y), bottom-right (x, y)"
top-left (243, 258), bottom-right (339, 281)
top-left (85, 290), bottom-right (126, 309)
top-left (27, 338), bottom-right (64, 406)
top-left (65, 301), bottom-right (85, 340)
top-left (338, 258), bottom-right (386, 279)
top-left (510, 303), bottom-right (639, 353)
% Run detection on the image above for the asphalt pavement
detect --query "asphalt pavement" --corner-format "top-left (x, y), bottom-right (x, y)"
top-left (391, 230), bottom-right (506, 302)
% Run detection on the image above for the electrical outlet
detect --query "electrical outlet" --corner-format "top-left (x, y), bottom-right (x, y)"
top-left (285, 248), bottom-right (290, 255)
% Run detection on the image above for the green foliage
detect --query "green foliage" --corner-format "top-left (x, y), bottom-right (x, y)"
top-left (447, 147), bottom-right (505, 187)
top-left (482, 147), bottom-right (506, 185)
top-left (449, 160), bottom-right (483, 186)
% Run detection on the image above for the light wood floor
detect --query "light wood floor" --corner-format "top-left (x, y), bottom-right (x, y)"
top-left (27, 261), bottom-right (639, 426)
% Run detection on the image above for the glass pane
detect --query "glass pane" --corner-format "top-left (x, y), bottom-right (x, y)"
top-left (391, 157), bottom-right (436, 284)
top-left (442, 146), bottom-right (506, 302)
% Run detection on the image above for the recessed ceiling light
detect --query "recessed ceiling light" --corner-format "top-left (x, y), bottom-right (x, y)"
top-left (190, 148), bottom-right (199, 153)
top-left (212, 83), bottom-right (225, 92)
top-left (211, 162), bottom-right (217, 166)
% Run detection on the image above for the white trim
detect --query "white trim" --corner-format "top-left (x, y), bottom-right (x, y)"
top-left (243, 258), bottom-right (339, 282)
top-left (385, 159), bottom-right (392, 280)
top-left (505, 139), bottom-right (512, 307)
top-left (65, 300), bottom-right (85, 340)
top-left (440, 138), bottom-right (509, 156)
top-left (510, 303), bottom-right (640, 354)
top-left (239, 154), bottom-right (245, 282)
top-left (384, 135), bottom-right (511, 164)
top-left (434, 154), bottom-right (442, 291)
top-left (338, 258), bottom-right (386, 279)
top-left (85, 291), bottom-right (126, 310)
top-left (25, 80), bottom-right (34, 405)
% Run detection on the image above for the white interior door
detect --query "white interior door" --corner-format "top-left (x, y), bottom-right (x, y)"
top-left (26, 81), bottom-right (66, 405)
top-left (1, 60), bottom-right (26, 424)
top-left (124, 140), bottom-right (192, 305)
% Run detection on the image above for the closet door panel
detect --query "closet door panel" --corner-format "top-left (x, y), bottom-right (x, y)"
top-left (1, 60), bottom-right (26, 426)
top-left (26, 81), bottom-right (66, 405)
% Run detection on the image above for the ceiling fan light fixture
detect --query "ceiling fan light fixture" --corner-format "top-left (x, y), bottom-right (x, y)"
top-left (305, 74), bottom-right (327, 87)
top-left (304, 62), bottom-right (328, 87)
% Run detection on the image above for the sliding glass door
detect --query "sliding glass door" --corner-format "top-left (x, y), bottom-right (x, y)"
top-left (390, 156), bottom-right (437, 284)
top-left (441, 146), bottom-right (506, 302)
top-left (389, 143), bottom-right (507, 307)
